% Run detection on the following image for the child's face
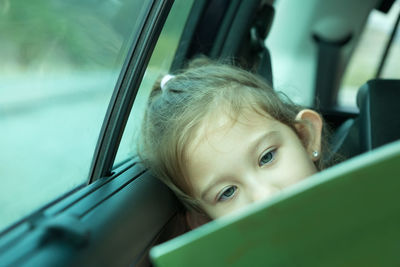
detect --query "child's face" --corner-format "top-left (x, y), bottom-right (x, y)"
top-left (185, 109), bottom-right (319, 219)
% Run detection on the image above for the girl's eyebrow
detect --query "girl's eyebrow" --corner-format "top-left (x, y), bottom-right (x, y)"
top-left (200, 130), bottom-right (280, 201)
top-left (250, 130), bottom-right (280, 156)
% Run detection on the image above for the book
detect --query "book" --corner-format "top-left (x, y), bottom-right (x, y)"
top-left (150, 140), bottom-right (400, 267)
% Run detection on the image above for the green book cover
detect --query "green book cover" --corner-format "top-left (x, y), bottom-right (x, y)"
top-left (150, 140), bottom-right (400, 267)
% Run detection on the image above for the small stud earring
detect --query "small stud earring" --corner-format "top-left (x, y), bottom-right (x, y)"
top-left (312, 151), bottom-right (319, 158)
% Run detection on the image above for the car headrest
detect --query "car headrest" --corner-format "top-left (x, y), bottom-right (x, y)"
top-left (357, 79), bottom-right (400, 152)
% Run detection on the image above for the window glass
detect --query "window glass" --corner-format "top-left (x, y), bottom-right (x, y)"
top-left (338, 1), bottom-right (400, 107)
top-left (115, 0), bottom-right (195, 165)
top-left (0, 0), bottom-right (150, 232)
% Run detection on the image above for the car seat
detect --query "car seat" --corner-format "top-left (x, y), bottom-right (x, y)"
top-left (330, 79), bottom-right (400, 162)
top-left (357, 79), bottom-right (400, 151)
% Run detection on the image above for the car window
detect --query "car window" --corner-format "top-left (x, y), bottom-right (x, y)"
top-left (338, 1), bottom-right (400, 107)
top-left (0, 0), bottom-right (151, 232)
top-left (114, 0), bottom-right (195, 166)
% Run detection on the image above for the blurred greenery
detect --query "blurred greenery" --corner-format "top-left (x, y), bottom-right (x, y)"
top-left (0, 0), bottom-right (191, 73)
top-left (0, 0), bottom-right (143, 71)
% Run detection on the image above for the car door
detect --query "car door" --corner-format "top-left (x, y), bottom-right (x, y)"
top-left (0, 0), bottom-right (275, 265)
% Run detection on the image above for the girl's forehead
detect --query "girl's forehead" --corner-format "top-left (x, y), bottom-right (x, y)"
top-left (187, 108), bottom-right (278, 153)
top-left (209, 107), bottom-right (275, 130)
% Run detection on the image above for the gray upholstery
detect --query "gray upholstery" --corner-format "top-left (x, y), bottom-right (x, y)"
top-left (330, 79), bottom-right (400, 161)
top-left (357, 79), bottom-right (400, 152)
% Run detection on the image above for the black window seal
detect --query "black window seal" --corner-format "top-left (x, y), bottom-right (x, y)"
top-left (88, 0), bottom-right (174, 183)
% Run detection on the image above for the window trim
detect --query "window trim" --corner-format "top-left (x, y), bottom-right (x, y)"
top-left (88, 0), bottom-right (174, 183)
top-left (0, 158), bottom-right (179, 266)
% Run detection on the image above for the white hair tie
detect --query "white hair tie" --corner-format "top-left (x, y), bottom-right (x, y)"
top-left (160, 74), bottom-right (175, 92)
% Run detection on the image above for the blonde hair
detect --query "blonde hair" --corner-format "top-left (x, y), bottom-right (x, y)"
top-left (138, 58), bottom-right (326, 211)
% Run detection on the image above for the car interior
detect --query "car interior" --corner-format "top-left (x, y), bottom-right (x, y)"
top-left (0, 0), bottom-right (399, 266)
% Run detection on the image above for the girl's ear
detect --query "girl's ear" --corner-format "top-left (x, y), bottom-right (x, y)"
top-left (294, 109), bottom-right (323, 161)
top-left (185, 209), bottom-right (211, 230)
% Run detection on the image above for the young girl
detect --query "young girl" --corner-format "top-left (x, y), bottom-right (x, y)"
top-left (139, 58), bottom-right (327, 229)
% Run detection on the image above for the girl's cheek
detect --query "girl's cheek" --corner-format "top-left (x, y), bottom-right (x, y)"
top-left (218, 195), bottom-right (249, 218)
top-left (207, 200), bottom-right (236, 219)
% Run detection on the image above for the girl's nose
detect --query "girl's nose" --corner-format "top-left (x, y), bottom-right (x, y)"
top-left (250, 184), bottom-right (280, 203)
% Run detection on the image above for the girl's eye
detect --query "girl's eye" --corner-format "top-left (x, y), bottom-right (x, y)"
top-left (217, 186), bottom-right (237, 202)
top-left (259, 148), bottom-right (277, 166)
